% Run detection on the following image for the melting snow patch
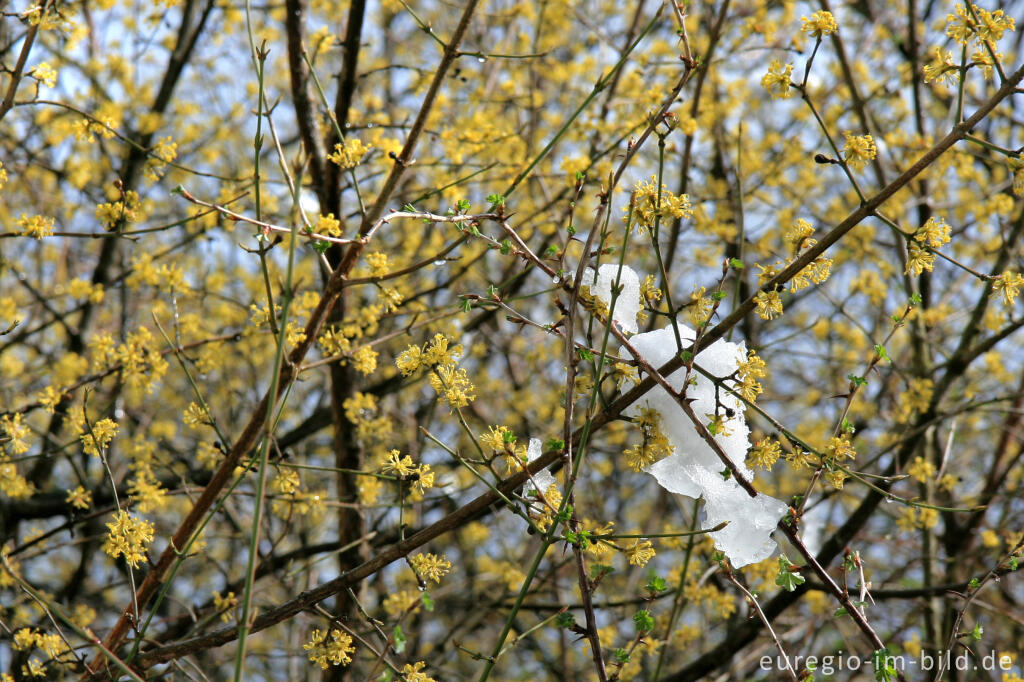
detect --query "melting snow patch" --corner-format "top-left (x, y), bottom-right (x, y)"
top-left (621, 321), bottom-right (787, 567)
top-left (580, 264), bottom-right (642, 334)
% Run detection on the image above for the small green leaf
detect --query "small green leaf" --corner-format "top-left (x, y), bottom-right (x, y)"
top-left (393, 625), bottom-right (407, 654)
top-left (645, 575), bottom-right (667, 594)
top-left (971, 623), bottom-right (983, 640)
top-left (874, 344), bottom-right (891, 363)
top-left (969, 577), bottom-right (981, 589)
top-left (613, 648), bottom-right (630, 664)
top-left (775, 555), bottom-right (806, 592)
top-left (712, 290), bottom-right (727, 301)
top-left (555, 612), bottom-right (576, 629)
top-left (545, 437), bottom-right (565, 452)
top-left (421, 592), bottom-right (435, 612)
top-left (633, 609), bottom-right (654, 633)
top-left (848, 373), bottom-right (867, 387)
top-left (729, 258), bottom-right (744, 269)
top-left (500, 239), bottom-right (512, 255)
top-left (567, 224), bottom-right (577, 236)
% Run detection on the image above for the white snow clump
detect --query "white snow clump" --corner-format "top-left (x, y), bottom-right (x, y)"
top-left (525, 437), bottom-right (556, 496)
top-left (580, 264), bottom-right (642, 334)
top-left (621, 321), bottom-right (788, 567)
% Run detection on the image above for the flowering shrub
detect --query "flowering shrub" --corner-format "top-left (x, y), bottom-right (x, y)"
top-left (3, 2), bottom-right (1024, 681)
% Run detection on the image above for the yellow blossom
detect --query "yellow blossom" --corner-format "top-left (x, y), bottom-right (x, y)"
top-left (625, 539), bottom-right (656, 567)
top-left (327, 138), bottom-right (371, 169)
top-left (915, 216), bottom-right (951, 248)
top-left (1, 413), bottom-right (31, 455)
top-left (102, 510), bottom-right (154, 568)
top-left (314, 213), bottom-right (342, 237)
top-left (401, 661), bottom-right (437, 682)
top-left (303, 628), bottom-right (355, 669)
top-left (410, 552), bottom-right (453, 583)
top-left (183, 402), bottom-right (207, 429)
top-left (905, 242), bottom-right (935, 276)
top-left (213, 590), bottom-right (238, 623)
top-left (801, 10), bottom-right (837, 37)
top-left (754, 290), bottom-right (783, 320)
top-left (992, 271), bottom-right (1024, 306)
top-left (825, 436), bottom-right (856, 461)
top-left (761, 60), bottom-right (793, 99)
top-left (923, 48), bottom-right (957, 85)
top-left (66, 486), bottom-right (93, 510)
top-left (749, 438), bottom-right (781, 470)
top-left (81, 417), bottom-right (118, 457)
top-left (843, 132), bottom-right (877, 170)
top-left (16, 214), bottom-right (55, 239)
top-left (31, 61), bottom-right (57, 87)
top-left (825, 469), bottom-right (847, 489)
top-left (351, 345), bottom-right (378, 375)
top-left (381, 450), bottom-right (416, 476)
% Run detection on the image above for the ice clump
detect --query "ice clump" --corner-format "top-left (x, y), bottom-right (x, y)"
top-left (525, 438), bottom-right (556, 495)
top-left (580, 264), bottom-right (642, 334)
top-left (621, 322), bottom-right (787, 567)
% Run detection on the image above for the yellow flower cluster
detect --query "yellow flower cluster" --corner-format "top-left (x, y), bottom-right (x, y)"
top-left (843, 132), bottom-right (877, 171)
top-left (212, 590), bottom-right (238, 623)
top-left (16, 214), bottom-right (55, 239)
top-left (992, 271), bottom-right (1024, 306)
top-left (144, 136), bottom-right (178, 182)
top-left (628, 176), bottom-right (693, 232)
top-left (735, 349), bottom-right (766, 402)
top-left (923, 48), bottom-right (957, 85)
top-left (754, 290), bottom-right (783, 320)
top-left (96, 190), bottom-right (144, 230)
top-left (914, 216), bottom-right (951, 248)
top-left (624, 407), bottom-right (674, 472)
top-left (31, 61), bottom-right (57, 87)
top-left (800, 10), bottom-right (837, 37)
top-left (400, 661), bottom-right (437, 682)
top-left (789, 256), bottom-right (832, 292)
top-left (625, 539), bottom-right (656, 567)
top-left (80, 417), bottom-right (119, 457)
top-left (409, 552), bottom-right (453, 584)
top-left (1, 413), bottom-right (31, 455)
top-left (945, 3), bottom-right (1015, 46)
top-left (327, 138), bottom-right (371, 169)
top-left (748, 438), bottom-right (781, 470)
top-left (303, 629), bottom-right (355, 669)
top-left (761, 60), bottom-right (793, 99)
top-left (905, 242), bottom-right (935, 276)
top-left (0, 459), bottom-right (34, 498)
top-left (102, 510), bottom-right (154, 568)
top-left (907, 456), bottom-right (936, 483)
top-left (825, 436), bottom-right (856, 462)
top-left (183, 402), bottom-right (207, 429)
top-left (379, 450), bottom-right (434, 500)
top-left (314, 213), bottom-right (342, 237)
top-left (397, 334), bottom-right (475, 409)
top-left (687, 285), bottom-right (714, 327)
top-left (66, 485), bottom-right (93, 510)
